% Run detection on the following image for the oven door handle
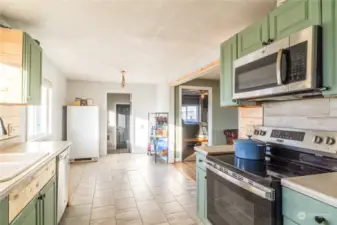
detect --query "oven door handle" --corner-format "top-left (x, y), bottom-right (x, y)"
top-left (205, 163), bottom-right (275, 201)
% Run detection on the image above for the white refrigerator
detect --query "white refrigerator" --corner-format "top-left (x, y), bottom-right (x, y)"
top-left (66, 106), bottom-right (99, 160)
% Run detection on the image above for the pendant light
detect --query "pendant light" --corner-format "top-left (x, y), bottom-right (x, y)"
top-left (121, 70), bottom-right (126, 89)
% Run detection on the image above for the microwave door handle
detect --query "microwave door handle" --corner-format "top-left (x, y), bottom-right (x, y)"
top-left (276, 49), bottom-right (284, 85)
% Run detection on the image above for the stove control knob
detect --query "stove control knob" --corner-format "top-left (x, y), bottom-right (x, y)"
top-left (254, 129), bottom-right (260, 135)
top-left (326, 137), bottom-right (336, 145)
top-left (259, 130), bottom-right (267, 136)
top-left (313, 135), bottom-right (323, 144)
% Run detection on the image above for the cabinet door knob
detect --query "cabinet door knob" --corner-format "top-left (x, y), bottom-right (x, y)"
top-left (204, 176), bottom-right (207, 180)
top-left (198, 159), bottom-right (203, 163)
top-left (262, 41), bottom-right (268, 46)
top-left (314, 216), bottom-right (326, 224)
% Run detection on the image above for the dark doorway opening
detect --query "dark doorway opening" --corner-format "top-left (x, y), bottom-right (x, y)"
top-left (116, 104), bottom-right (131, 150)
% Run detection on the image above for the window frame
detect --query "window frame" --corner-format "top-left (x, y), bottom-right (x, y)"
top-left (181, 104), bottom-right (200, 124)
top-left (26, 79), bottom-right (52, 141)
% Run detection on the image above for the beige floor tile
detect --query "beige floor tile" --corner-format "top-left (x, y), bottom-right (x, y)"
top-left (115, 198), bottom-right (137, 210)
top-left (159, 202), bottom-right (184, 215)
top-left (166, 212), bottom-right (195, 225)
top-left (90, 218), bottom-right (117, 225)
top-left (139, 210), bottom-right (167, 225)
top-left (71, 195), bottom-right (94, 205)
top-left (175, 194), bottom-right (196, 206)
top-left (114, 183), bottom-right (131, 191)
top-left (61, 216), bottom-right (90, 225)
top-left (116, 208), bottom-right (142, 225)
top-left (95, 181), bottom-right (115, 190)
top-left (137, 200), bottom-right (160, 211)
top-left (91, 206), bottom-right (116, 220)
top-left (154, 193), bottom-right (175, 203)
top-left (114, 190), bottom-right (134, 199)
top-left (133, 191), bottom-right (154, 202)
top-left (64, 204), bottom-right (92, 218)
top-left (93, 197), bottom-right (115, 208)
top-left (95, 189), bottom-right (114, 198)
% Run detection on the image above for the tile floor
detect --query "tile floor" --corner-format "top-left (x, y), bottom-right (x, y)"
top-left (60, 153), bottom-right (202, 225)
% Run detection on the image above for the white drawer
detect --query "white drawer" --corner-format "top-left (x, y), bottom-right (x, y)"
top-left (9, 159), bottom-right (56, 222)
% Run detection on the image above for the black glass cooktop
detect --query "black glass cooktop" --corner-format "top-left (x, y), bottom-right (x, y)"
top-left (207, 153), bottom-right (330, 183)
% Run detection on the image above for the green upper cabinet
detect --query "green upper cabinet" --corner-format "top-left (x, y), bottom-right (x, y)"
top-left (322, 0), bottom-right (337, 97)
top-left (0, 197), bottom-right (9, 225)
top-left (0, 28), bottom-right (42, 105)
top-left (24, 33), bottom-right (42, 105)
top-left (237, 17), bottom-right (269, 58)
top-left (10, 197), bottom-right (39, 225)
top-left (269, 0), bottom-right (321, 41)
top-left (220, 36), bottom-right (239, 107)
top-left (196, 167), bottom-right (207, 224)
top-left (40, 176), bottom-right (57, 225)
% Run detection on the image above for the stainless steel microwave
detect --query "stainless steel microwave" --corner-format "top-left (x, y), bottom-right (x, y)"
top-left (233, 26), bottom-right (322, 100)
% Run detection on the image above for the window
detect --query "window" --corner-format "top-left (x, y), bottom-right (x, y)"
top-left (181, 105), bottom-right (199, 124)
top-left (27, 79), bottom-right (52, 140)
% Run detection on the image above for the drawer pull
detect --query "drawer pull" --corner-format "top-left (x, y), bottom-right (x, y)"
top-left (198, 159), bottom-right (203, 163)
top-left (314, 216), bottom-right (326, 224)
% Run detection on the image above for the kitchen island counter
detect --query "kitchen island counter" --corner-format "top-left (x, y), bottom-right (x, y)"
top-left (194, 145), bottom-right (234, 156)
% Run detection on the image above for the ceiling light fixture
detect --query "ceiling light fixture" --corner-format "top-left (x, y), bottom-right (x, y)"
top-left (121, 70), bottom-right (126, 89)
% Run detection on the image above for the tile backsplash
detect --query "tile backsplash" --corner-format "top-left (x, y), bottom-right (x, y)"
top-left (238, 107), bottom-right (263, 138)
top-left (263, 98), bottom-right (337, 131)
top-left (0, 105), bottom-right (23, 150)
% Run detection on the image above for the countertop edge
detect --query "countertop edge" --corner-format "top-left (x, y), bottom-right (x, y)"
top-left (0, 142), bottom-right (72, 200)
top-left (194, 145), bottom-right (235, 156)
top-left (281, 178), bottom-right (337, 208)
top-left (194, 146), bottom-right (208, 155)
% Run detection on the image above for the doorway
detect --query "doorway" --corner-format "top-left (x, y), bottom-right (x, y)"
top-left (116, 104), bottom-right (130, 150)
top-left (178, 86), bottom-right (212, 162)
top-left (107, 93), bottom-right (131, 154)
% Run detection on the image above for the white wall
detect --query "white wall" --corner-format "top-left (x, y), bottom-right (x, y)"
top-left (66, 80), bottom-right (157, 156)
top-left (155, 82), bottom-right (170, 112)
top-left (107, 93), bottom-right (130, 150)
top-left (42, 55), bottom-right (67, 141)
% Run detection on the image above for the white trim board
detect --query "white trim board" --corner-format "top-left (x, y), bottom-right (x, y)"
top-left (177, 85), bottom-right (213, 162)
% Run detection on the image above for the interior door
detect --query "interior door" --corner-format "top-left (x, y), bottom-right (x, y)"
top-left (116, 104), bottom-right (130, 150)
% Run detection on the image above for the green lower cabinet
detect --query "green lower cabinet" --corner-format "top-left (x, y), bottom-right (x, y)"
top-left (237, 17), bottom-right (269, 58)
top-left (40, 176), bottom-right (57, 225)
top-left (269, 0), bottom-right (321, 41)
top-left (11, 197), bottom-right (39, 225)
top-left (322, 0), bottom-right (337, 97)
top-left (10, 175), bottom-right (57, 225)
top-left (0, 197), bottom-right (9, 225)
top-left (282, 187), bottom-right (337, 225)
top-left (196, 167), bottom-right (207, 223)
top-left (220, 36), bottom-right (239, 107)
top-left (284, 217), bottom-right (300, 225)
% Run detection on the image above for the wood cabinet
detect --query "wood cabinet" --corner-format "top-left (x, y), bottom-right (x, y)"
top-left (196, 152), bottom-right (207, 223)
top-left (220, 36), bottom-right (239, 107)
top-left (0, 28), bottom-right (42, 105)
top-left (282, 187), bottom-right (337, 225)
top-left (237, 17), bottom-right (269, 58)
top-left (269, 0), bottom-right (321, 41)
top-left (10, 176), bottom-right (56, 225)
top-left (0, 197), bottom-right (9, 225)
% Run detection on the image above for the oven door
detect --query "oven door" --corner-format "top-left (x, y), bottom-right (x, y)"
top-left (233, 37), bottom-right (289, 100)
top-left (206, 164), bottom-right (276, 225)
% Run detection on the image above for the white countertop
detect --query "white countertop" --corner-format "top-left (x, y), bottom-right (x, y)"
top-left (0, 141), bottom-right (72, 199)
top-left (282, 172), bottom-right (337, 208)
top-left (194, 145), bottom-right (235, 155)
